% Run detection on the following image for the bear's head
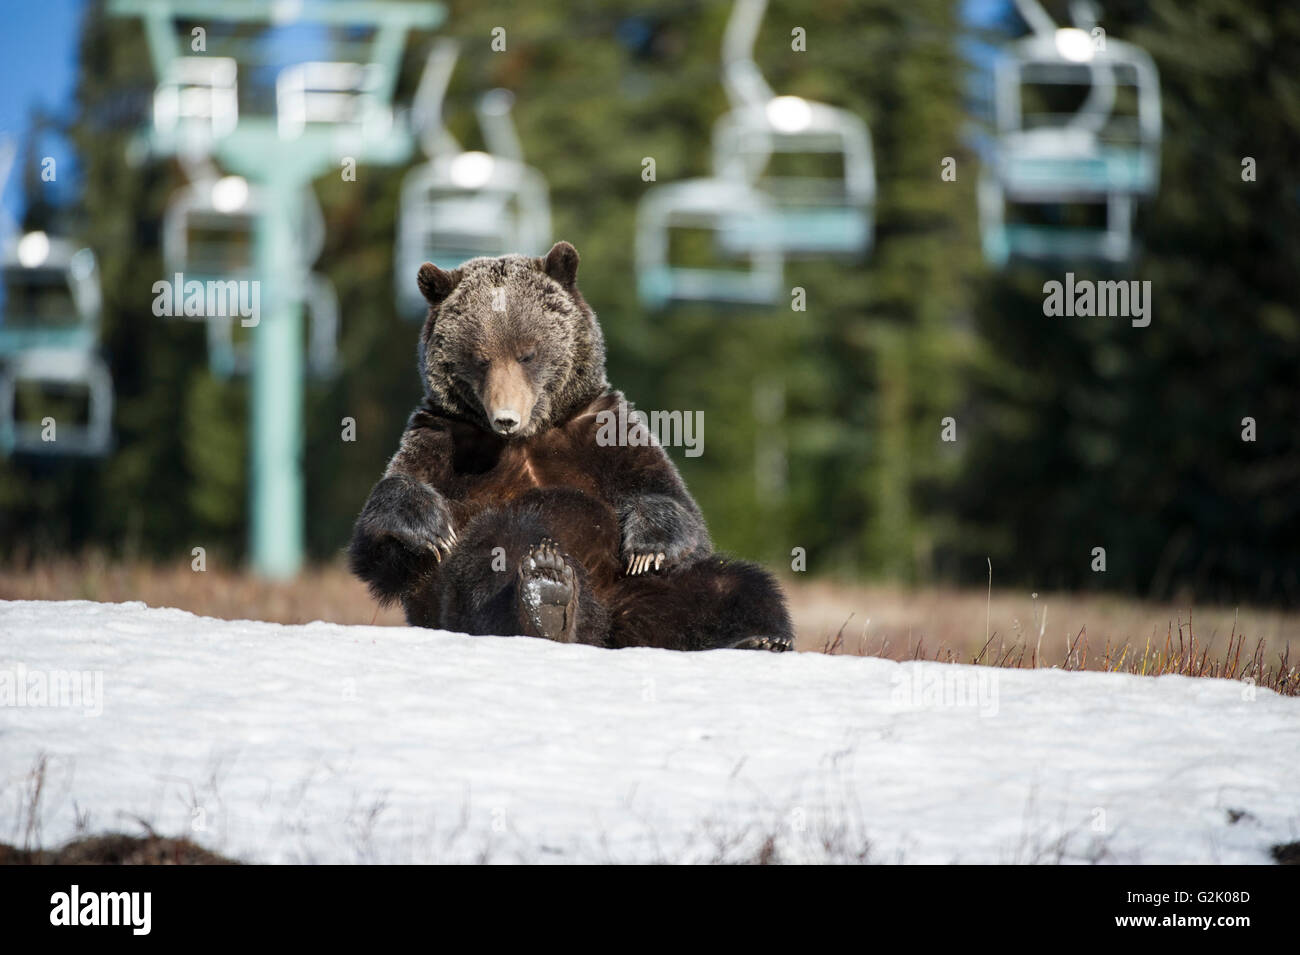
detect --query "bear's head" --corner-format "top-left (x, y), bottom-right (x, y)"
top-left (415, 241), bottom-right (609, 438)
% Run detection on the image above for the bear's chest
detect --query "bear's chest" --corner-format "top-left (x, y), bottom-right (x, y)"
top-left (451, 428), bottom-right (603, 506)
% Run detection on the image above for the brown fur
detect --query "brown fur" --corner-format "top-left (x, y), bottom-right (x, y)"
top-left (349, 242), bottom-right (794, 651)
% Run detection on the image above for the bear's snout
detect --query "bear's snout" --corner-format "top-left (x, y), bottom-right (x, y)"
top-left (493, 409), bottom-right (521, 434)
top-left (484, 361), bottom-right (536, 437)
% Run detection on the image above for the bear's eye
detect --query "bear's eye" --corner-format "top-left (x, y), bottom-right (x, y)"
top-left (518, 352), bottom-right (535, 364)
top-left (475, 357), bottom-right (489, 370)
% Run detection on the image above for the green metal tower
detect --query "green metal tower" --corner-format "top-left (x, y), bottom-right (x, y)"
top-left (111, 0), bottom-right (445, 577)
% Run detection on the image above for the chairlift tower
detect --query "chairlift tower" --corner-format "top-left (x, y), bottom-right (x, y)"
top-left (111, 0), bottom-right (444, 578)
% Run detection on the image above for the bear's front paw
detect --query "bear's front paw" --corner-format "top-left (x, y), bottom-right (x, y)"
top-left (348, 475), bottom-right (457, 601)
top-left (619, 494), bottom-right (709, 576)
top-left (619, 525), bottom-right (702, 576)
top-left (621, 523), bottom-right (699, 575)
top-left (364, 478), bottom-right (457, 558)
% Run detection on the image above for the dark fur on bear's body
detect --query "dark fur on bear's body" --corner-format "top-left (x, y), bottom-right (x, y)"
top-left (348, 242), bottom-right (794, 651)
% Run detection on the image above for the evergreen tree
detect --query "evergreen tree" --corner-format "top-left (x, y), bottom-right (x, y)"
top-left (2, 0), bottom-right (1293, 610)
top-left (952, 0), bottom-right (1300, 603)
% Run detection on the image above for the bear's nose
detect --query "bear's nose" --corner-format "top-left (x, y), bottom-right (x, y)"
top-left (493, 409), bottom-right (521, 434)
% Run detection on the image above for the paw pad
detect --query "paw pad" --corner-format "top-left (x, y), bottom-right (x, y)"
top-left (518, 539), bottom-right (578, 643)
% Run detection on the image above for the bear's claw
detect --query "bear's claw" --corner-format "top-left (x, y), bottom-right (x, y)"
top-left (625, 552), bottom-right (666, 575)
top-left (726, 634), bottom-right (794, 652)
top-left (424, 526), bottom-right (458, 562)
top-left (517, 538), bottom-right (579, 643)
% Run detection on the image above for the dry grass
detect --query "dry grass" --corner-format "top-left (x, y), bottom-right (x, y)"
top-left (792, 579), bottom-right (1300, 695)
top-left (0, 752), bottom-right (238, 865)
top-left (2, 556), bottom-right (1297, 694)
top-left (0, 553), bottom-right (407, 627)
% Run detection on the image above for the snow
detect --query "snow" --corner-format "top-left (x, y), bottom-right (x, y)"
top-left (1, 598), bottom-right (1297, 864)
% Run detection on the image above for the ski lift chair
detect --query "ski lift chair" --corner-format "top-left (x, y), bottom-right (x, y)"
top-left (395, 152), bottom-right (551, 316)
top-left (982, 28), bottom-right (1161, 265)
top-left (276, 61), bottom-right (393, 142)
top-left (162, 176), bottom-right (264, 287)
top-left (162, 176), bottom-right (335, 377)
top-left (0, 348), bottom-right (114, 457)
top-left (707, 0), bottom-right (876, 260)
top-left (395, 84), bottom-right (551, 319)
top-left (635, 178), bottom-right (783, 309)
top-left (978, 168), bottom-right (1136, 264)
top-left (711, 96), bottom-right (876, 259)
top-left (153, 56), bottom-right (239, 146)
top-left (163, 176), bottom-right (326, 287)
top-left (0, 237), bottom-right (113, 456)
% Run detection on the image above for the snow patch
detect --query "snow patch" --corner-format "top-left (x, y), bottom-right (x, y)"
top-left (1, 599), bottom-right (1296, 864)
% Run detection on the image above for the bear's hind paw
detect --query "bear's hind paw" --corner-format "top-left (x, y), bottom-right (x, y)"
top-left (725, 634), bottom-right (795, 652)
top-left (517, 539), bottom-right (579, 644)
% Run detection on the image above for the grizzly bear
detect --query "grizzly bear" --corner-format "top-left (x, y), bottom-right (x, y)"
top-left (348, 241), bottom-right (795, 651)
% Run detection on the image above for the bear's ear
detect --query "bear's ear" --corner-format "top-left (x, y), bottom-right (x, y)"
top-left (538, 241), bottom-right (579, 288)
top-left (417, 263), bottom-right (460, 306)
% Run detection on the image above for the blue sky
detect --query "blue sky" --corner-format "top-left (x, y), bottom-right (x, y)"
top-left (0, 0), bottom-right (85, 224)
top-left (0, 0), bottom-right (341, 227)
